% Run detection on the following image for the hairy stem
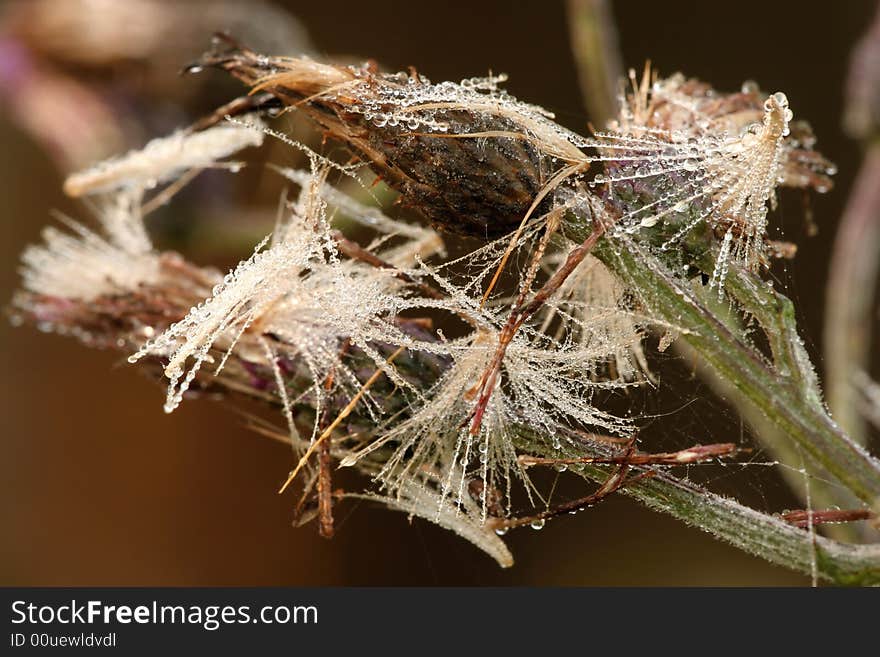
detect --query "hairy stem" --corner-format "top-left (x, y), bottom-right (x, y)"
top-left (572, 220), bottom-right (880, 508)
top-left (673, 335), bottom-right (859, 543)
top-left (716, 261), bottom-right (869, 540)
top-left (559, 0), bottom-right (868, 531)
top-left (515, 429), bottom-right (880, 585)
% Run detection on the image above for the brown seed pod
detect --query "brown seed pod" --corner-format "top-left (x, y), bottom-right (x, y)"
top-left (191, 35), bottom-right (562, 238)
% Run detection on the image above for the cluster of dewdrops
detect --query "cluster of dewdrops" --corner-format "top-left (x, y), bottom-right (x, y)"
top-left (577, 77), bottom-right (803, 290)
top-left (337, 63), bottom-right (821, 294)
top-left (342, 65), bottom-right (597, 155)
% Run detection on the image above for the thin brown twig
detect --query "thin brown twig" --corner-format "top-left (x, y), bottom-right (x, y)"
top-left (314, 340), bottom-right (351, 539)
top-left (468, 216), bottom-right (609, 437)
top-left (278, 346), bottom-right (405, 494)
top-left (331, 231), bottom-right (444, 300)
top-left (186, 91), bottom-right (280, 133)
top-left (780, 508), bottom-right (875, 529)
top-left (488, 438), bottom-right (648, 530)
top-left (518, 441), bottom-right (740, 468)
top-left (317, 429), bottom-right (335, 538)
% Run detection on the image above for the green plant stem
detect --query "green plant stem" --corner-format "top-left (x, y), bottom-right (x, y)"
top-left (571, 223), bottom-right (880, 508)
top-left (514, 429), bottom-right (880, 585)
top-left (715, 261), bottom-right (870, 540)
top-left (673, 336), bottom-right (860, 543)
top-left (559, 0), bottom-right (868, 524)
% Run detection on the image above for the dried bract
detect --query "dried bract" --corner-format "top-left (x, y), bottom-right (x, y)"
top-left (196, 37), bottom-right (589, 237)
top-left (598, 71), bottom-right (834, 286)
top-left (63, 119), bottom-right (265, 197)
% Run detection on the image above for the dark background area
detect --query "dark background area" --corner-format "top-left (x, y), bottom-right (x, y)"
top-left (1, 0), bottom-right (875, 585)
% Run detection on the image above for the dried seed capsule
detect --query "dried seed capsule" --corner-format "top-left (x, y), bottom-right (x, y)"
top-left (194, 36), bottom-right (583, 237)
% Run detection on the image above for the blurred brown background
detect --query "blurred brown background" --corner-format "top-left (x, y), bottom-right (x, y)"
top-left (1, 0), bottom-right (875, 586)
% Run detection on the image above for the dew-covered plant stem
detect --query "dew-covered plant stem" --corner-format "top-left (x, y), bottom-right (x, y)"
top-left (572, 218), bottom-right (880, 507)
top-left (559, 3), bottom-right (871, 523)
top-left (514, 427), bottom-right (880, 585)
top-left (671, 336), bottom-right (860, 543)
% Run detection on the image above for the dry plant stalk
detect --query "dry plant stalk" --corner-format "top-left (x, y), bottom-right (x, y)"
top-left (9, 32), bottom-right (880, 584)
